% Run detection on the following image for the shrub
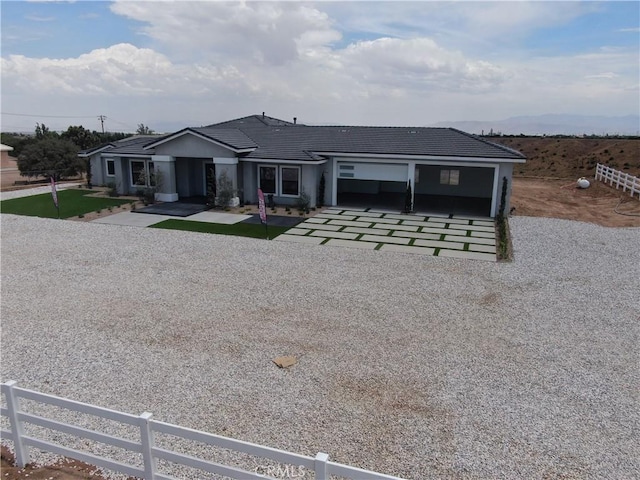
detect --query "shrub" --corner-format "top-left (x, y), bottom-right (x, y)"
top-left (107, 182), bottom-right (119, 197)
top-left (317, 171), bottom-right (326, 207)
top-left (403, 181), bottom-right (413, 213)
top-left (215, 171), bottom-right (235, 208)
top-left (296, 189), bottom-right (311, 214)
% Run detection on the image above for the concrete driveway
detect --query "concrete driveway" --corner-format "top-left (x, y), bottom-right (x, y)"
top-left (275, 208), bottom-right (497, 261)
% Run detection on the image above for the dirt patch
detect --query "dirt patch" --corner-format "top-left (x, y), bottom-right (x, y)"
top-left (0, 446), bottom-right (116, 480)
top-left (511, 177), bottom-right (640, 227)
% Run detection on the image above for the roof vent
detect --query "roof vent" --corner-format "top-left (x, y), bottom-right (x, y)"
top-left (262, 112), bottom-right (265, 118)
top-left (293, 117), bottom-right (297, 124)
top-left (409, 130), bottom-right (417, 134)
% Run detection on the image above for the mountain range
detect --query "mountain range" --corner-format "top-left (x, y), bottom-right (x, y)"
top-left (430, 114), bottom-right (639, 136)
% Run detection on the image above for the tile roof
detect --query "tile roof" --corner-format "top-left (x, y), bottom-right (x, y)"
top-left (81, 115), bottom-right (526, 161)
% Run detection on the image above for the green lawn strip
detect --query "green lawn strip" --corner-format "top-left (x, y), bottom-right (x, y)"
top-left (374, 243), bottom-right (382, 250)
top-left (0, 189), bottom-right (133, 219)
top-left (150, 219), bottom-right (290, 239)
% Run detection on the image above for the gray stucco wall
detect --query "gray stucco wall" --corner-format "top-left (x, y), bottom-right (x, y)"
top-left (89, 154), bottom-right (105, 186)
top-left (497, 163), bottom-right (515, 213)
top-left (154, 135), bottom-right (234, 158)
top-left (240, 162), bottom-right (319, 207)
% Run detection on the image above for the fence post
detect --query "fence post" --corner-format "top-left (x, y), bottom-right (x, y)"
top-left (314, 452), bottom-right (329, 480)
top-left (4, 381), bottom-right (29, 467)
top-left (139, 412), bottom-right (156, 480)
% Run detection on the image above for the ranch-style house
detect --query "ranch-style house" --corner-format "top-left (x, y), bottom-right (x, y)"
top-left (80, 114), bottom-right (526, 217)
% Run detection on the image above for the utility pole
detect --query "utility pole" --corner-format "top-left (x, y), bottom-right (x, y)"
top-left (98, 115), bottom-right (106, 134)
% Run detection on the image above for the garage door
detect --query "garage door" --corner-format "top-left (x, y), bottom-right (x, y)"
top-left (337, 162), bottom-right (407, 181)
top-left (337, 162), bottom-right (408, 210)
top-left (414, 165), bottom-right (495, 217)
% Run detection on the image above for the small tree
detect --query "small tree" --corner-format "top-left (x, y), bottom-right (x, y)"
top-left (17, 138), bottom-right (84, 181)
top-left (403, 181), bottom-right (413, 213)
top-left (215, 170), bottom-right (235, 209)
top-left (317, 171), bottom-right (326, 207)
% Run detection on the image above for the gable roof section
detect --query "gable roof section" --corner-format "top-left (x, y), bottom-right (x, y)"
top-left (143, 127), bottom-right (257, 152)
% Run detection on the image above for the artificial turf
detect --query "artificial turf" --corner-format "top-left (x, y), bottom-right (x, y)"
top-left (0, 189), bottom-right (134, 219)
top-left (150, 219), bottom-right (290, 239)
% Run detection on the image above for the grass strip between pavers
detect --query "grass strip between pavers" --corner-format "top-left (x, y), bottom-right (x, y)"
top-left (150, 219), bottom-right (290, 239)
top-left (0, 189), bottom-right (133, 219)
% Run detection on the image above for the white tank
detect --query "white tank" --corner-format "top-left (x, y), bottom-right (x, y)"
top-left (577, 177), bottom-right (590, 189)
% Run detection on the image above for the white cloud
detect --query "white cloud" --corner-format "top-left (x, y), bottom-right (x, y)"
top-left (25, 15), bottom-right (56, 22)
top-left (1, 1), bottom-right (638, 130)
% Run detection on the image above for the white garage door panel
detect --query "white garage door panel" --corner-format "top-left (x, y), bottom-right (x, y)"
top-left (338, 162), bottom-right (407, 182)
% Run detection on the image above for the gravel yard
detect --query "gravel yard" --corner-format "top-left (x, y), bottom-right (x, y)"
top-left (1, 214), bottom-right (638, 479)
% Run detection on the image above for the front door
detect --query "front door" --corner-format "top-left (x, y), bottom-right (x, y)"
top-left (204, 163), bottom-right (216, 199)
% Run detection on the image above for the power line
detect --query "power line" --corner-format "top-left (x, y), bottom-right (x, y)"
top-left (1, 112), bottom-right (97, 119)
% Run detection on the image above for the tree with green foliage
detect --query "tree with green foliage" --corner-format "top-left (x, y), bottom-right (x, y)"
top-left (136, 123), bottom-right (154, 135)
top-left (17, 138), bottom-right (85, 181)
top-left (60, 125), bottom-right (102, 150)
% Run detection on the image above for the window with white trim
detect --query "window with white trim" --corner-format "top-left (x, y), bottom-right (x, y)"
top-left (131, 161), bottom-right (145, 186)
top-left (440, 169), bottom-right (460, 186)
top-left (258, 165), bottom-right (277, 194)
top-left (280, 166), bottom-right (300, 196)
top-left (106, 159), bottom-right (115, 176)
top-left (130, 160), bottom-right (155, 187)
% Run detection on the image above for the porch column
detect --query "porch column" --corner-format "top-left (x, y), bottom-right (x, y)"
top-left (213, 157), bottom-right (239, 207)
top-left (152, 155), bottom-right (178, 202)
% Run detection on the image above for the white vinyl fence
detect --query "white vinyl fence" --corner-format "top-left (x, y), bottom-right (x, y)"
top-left (595, 163), bottom-right (640, 199)
top-left (1, 381), bottom-right (404, 480)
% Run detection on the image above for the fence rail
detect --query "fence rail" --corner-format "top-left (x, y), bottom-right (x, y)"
top-left (1, 381), bottom-right (404, 480)
top-left (595, 163), bottom-right (640, 199)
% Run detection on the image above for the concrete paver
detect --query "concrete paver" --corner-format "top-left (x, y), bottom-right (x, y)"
top-left (325, 239), bottom-right (378, 249)
top-left (438, 249), bottom-right (496, 262)
top-left (372, 223), bottom-right (418, 232)
top-left (327, 219), bottom-right (373, 228)
top-left (392, 231), bottom-right (442, 241)
top-left (304, 217), bottom-right (328, 224)
top-left (285, 228), bottom-right (312, 236)
top-left (380, 244), bottom-right (436, 255)
top-left (470, 231), bottom-right (496, 238)
top-left (309, 230), bottom-right (359, 240)
top-left (360, 234), bottom-right (410, 245)
top-left (444, 235), bottom-right (496, 245)
top-left (315, 213), bottom-right (357, 220)
top-left (413, 239), bottom-right (465, 250)
top-left (467, 244), bottom-right (497, 253)
top-left (298, 222), bottom-right (343, 231)
top-left (448, 224), bottom-right (495, 232)
top-left (343, 227), bottom-right (393, 236)
top-left (274, 234), bottom-right (325, 244)
top-left (342, 210), bottom-right (383, 217)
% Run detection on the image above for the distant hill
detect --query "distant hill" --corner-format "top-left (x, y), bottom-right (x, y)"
top-left (487, 136), bottom-right (640, 179)
top-left (431, 114), bottom-right (640, 136)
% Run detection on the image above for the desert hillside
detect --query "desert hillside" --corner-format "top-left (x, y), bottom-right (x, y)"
top-left (485, 137), bottom-right (640, 179)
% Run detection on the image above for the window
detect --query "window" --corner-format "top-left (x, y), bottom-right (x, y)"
top-left (258, 165), bottom-right (302, 197)
top-left (440, 169), bottom-right (460, 186)
top-left (280, 166), bottom-right (300, 196)
top-left (259, 166), bottom-right (277, 194)
top-left (106, 159), bottom-right (115, 176)
top-left (131, 161), bottom-right (145, 186)
top-left (130, 160), bottom-right (155, 187)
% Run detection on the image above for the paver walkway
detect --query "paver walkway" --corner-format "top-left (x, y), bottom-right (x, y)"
top-left (275, 208), bottom-right (497, 261)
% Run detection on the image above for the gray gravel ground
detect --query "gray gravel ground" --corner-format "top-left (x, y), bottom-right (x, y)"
top-left (1, 213), bottom-right (638, 479)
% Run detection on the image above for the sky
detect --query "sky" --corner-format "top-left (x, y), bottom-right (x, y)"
top-left (1, 0), bottom-right (639, 133)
